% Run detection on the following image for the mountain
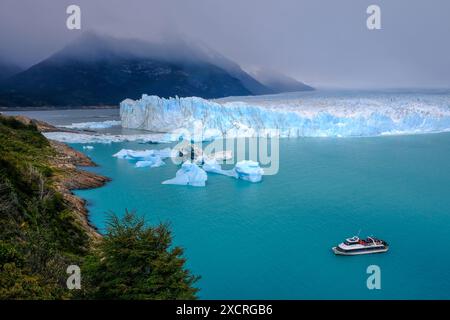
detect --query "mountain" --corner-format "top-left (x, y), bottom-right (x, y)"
top-left (248, 68), bottom-right (314, 93)
top-left (182, 42), bottom-right (272, 95)
top-left (0, 61), bottom-right (22, 82)
top-left (0, 33), bottom-right (313, 108)
top-left (0, 33), bottom-right (257, 107)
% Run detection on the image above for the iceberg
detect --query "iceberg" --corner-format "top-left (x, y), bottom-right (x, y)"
top-left (162, 162), bottom-right (207, 187)
top-left (203, 159), bottom-right (233, 176)
top-left (120, 92), bottom-right (450, 138)
top-left (135, 157), bottom-right (165, 168)
top-left (111, 148), bottom-right (260, 185)
top-left (203, 159), bottom-right (263, 183)
top-left (234, 160), bottom-right (264, 183)
top-left (113, 148), bottom-right (172, 160)
top-left (210, 150), bottom-right (233, 161)
top-left (113, 148), bottom-right (171, 169)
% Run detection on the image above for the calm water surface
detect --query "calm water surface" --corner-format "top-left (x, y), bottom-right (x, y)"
top-left (70, 134), bottom-right (450, 299)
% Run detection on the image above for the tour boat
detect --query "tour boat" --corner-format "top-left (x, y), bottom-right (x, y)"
top-left (332, 236), bottom-right (389, 255)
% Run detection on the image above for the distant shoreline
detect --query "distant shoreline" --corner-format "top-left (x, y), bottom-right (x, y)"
top-left (0, 105), bottom-right (119, 111)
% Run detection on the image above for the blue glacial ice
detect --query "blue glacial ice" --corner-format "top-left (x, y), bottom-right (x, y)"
top-left (234, 161), bottom-right (264, 182)
top-left (162, 162), bottom-right (207, 187)
top-left (120, 91), bottom-right (450, 138)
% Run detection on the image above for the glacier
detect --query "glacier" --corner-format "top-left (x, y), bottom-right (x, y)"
top-left (120, 91), bottom-right (450, 139)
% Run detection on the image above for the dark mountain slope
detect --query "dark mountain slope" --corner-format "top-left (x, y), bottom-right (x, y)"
top-left (0, 33), bottom-right (252, 107)
top-left (0, 61), bottom-right (22, 82)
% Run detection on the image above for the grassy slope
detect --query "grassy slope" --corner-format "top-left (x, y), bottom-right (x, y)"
top-left (0, 115), bottom-right (88, 299)
top-left (0, 115), bottom-right (199, 300)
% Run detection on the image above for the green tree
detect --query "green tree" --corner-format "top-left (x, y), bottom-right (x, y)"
top-left (82, 211), bottom-right (200, 299)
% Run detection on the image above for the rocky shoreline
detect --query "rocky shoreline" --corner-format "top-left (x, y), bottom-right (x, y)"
top-left (15, 115), bottom-right (110, 239)
top-left (49, 139), bottom-right (110, 239)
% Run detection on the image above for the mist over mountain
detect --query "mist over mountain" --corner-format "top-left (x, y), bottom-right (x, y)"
top-left (248, 68), bottom-right (314, 94)
top-left (0, 60), bottom-right (22, 82)
top-left (0, 33), bottom-right (312, 108)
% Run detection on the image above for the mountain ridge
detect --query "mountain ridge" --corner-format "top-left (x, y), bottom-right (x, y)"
top-left (0, 33), bottom-right (313, 108)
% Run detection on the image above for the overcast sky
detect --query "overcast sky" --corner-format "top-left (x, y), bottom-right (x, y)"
top-left (0, 0), bottom-right (449, 88)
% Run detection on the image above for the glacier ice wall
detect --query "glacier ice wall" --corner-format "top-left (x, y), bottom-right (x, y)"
top-left (120, 92), bottom-right (450, 138)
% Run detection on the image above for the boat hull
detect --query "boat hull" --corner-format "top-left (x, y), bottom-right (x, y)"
top-left (332, 246), bottom-right (389, 256)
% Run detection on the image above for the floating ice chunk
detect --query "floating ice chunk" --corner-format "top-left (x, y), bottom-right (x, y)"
top-left (156, 148), bottom-right (173, 158)
top-left (162, 162), bottom-right (207, 187)
top-left (43, 132), bottom-right (169, 144)
top-left (83, 145), bottom-right (94, 150)
top-left (113, 148), bottom-right (172, 161)
top-left (209, 150), bottom-right (233, 161)
top-left (113, 149), bottom-right (131, 159)
top-left (203, 159), bottom-right (263, 183)
top-left (203, 159), bottom-right (232, 176)
top-left (135, 157), bottom-right (165, 168)
top-left (114, 148), bottom-right (171, 169)
top-left (234, 160), bottom-right (264, 183)
top-left (61, 120), bottom-right (121, 130)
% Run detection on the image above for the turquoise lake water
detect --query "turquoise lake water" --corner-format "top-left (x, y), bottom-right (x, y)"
top-left (72, 133), bottom-right (450, 299)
